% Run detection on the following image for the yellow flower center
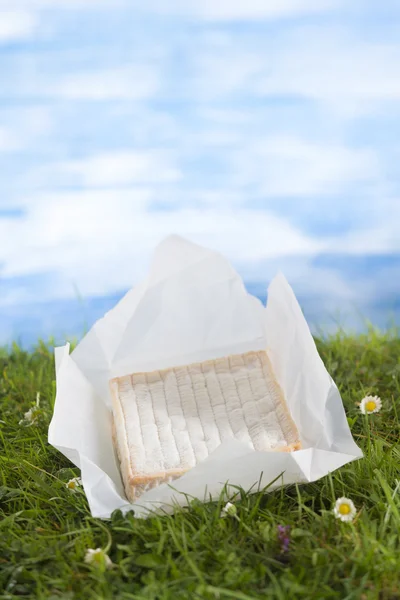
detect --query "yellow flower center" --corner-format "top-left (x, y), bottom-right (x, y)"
top-left (365, 401), bottom-right (376, 412)
top-left (338, 503), bottom-right (351, 515)
top-left (67, 481), bottom-right (76, 489)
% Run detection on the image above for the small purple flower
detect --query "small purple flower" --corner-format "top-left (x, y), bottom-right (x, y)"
top-left (277, 525), bottom-right (291, 553)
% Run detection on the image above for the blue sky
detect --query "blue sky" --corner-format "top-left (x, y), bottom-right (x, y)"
top-left (0, 0), bottom-right (400, 346)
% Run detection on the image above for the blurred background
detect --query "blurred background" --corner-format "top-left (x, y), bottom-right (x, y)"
top-left (0, 0), bottom-right (399, 347)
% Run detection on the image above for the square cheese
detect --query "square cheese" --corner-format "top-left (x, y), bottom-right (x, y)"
top-left (110, 350), bottom-right (301, 502)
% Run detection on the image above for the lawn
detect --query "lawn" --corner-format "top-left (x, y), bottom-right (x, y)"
top-left (1, 331), bottom-right (400, 599)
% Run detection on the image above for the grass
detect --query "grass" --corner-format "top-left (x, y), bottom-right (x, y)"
top-left (1, 330), bottom-right (400, 599)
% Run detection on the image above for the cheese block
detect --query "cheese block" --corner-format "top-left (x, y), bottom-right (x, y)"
top-left (110, 350), bottom-right (301, 502)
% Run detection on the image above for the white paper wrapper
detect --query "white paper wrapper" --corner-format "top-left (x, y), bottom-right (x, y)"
top-left (48, 236), bottom-right (362, 518)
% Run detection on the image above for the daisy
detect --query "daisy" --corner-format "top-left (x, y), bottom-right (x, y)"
top-left (333, 497), bottom-right (357, 522)
top-left (19, 406), bottom-right (40, 426)
top-left (66, 477), bottom-right (82, 492)
top-left (220, 502), bottom-right (237, 518)
top-left (359, 395), bottom-right (382, 415)
top-left (19, 392), bottom-right (42, 426)
top-left (84, 548), bottom-right (113, 569)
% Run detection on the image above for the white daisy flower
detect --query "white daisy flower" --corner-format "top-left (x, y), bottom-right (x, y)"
top-left (19, 392), bottom-right (42, 426)
top-left (220, 502), bottom-right (237, 518)
top-left (359, 395), bottom-right (382, 415)
top-left (84, 548), bottom-right (113, 569)
top-left (19, 406), bottom-right (40, 426)
top-left (66, 477), bottom-right (82, 492)
top-left (333, 497), bottom-right (357, 522)
top-left (20, 408), bottom-right (34, 425)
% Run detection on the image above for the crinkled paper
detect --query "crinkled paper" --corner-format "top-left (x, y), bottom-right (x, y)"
top-left (49, 236), bottom-right (362, 518)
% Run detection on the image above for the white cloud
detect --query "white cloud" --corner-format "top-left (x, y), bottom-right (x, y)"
top-left (0, 9), bottom-right (37, 42)
top-left (257, 32), bottom-right (400, 113)
top-left (0, 0), bottom-right (340, 17)
top-left (1, 188), bottom-right (399, 316)
top-left (240, 255), bottom-right (357, 302)
top-left (0, 189), bottom-right (323, 302)
top-left (45, 0), bottom-right (124, 5)
top-left (230, 135), bottom-right (380, 197)
top-left (331, 206), bottom-right (400, 255)
top-left (136, 0), bottom-right (339, 20)
top-left (197, 0), bottom-right (338, 20)
top-left (1, 60), bottom-right (160, 102)
top-left (28, 150), bottom-right (182, 188)
top-left (50, 66), bottom-right (159, 100)
top-left (189, 28), bottom-right (400, 115)
top-left (0, 0), bottom-right (125, 9)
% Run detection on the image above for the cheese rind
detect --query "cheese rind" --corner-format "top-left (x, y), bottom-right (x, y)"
top-left (110, 351), bottom-right (301, 502)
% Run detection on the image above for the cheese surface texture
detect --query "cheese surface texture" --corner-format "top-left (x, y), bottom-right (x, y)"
top-left (110, 350), bottom-right (300, 502)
